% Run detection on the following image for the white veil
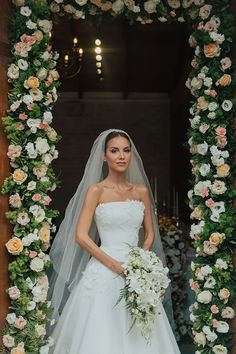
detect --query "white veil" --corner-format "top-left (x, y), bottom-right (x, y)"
top-left (46, 128), bottom-right (174, 333)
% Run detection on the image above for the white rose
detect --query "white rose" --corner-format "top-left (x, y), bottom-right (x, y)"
top-left (41, 51), bottom-right (51, 61)
top-left (35, 137), bottom-right (50, 154)
top-left (22, 94), bottom-right (33, 104)
top-left (208, 102), bottom-right (218, 111)
top-left (8, 64), bottom-right (19, 79)
top-left (17, 212), bottom-right (30, 225)
top-left (144, 0), bottom-right (158, 13)
top-left (167, 0), bottom-right (180, 8)
top-left (3, 334), bottom-right (15, 348)
top-left (197, 290), bottom-right (212, 304)
top-left (20, 6), bottom-right (32, 16)
top-left (199, 123), bottom-right (210, 134)
top-left (208, 111), bottom-right (216, 119)
top-left (27, 118), bottom-right (41, 133)
top-left (6, 313), bottom-right (16, 324)
top-left (27, 181), bottom-right (36, 191)
top-left (17, 59), bottom-right (28, 70)
top-left (204, 276), bottom-right (216, 289)
top-left (25, 142), bottom-right (38, 159)
top-left (27, 301), bottom-right (36, 311)
top-left (30, 257), bottom-right (44, 272)
top-left (215, 259), bottom-right (228, 270)
top-left (211, 180), bottom-right (227, 195)
top-left (30, 88), bottom-right (43, 101)
top-left (26, 19), bottom-right (37, 29)
top-left (216, 321), bottom-right (229, 333)
top-left (199, 163), bottom-right (210, 176)
top-left (221, 306), bottom-right (235, 319)
top-left (43, 111), bottom-right (53, 124)
top-left (75, 0), bottom-right (88, 4)
top-left (197, 141), bottom-right (208, 155)
top-left (212, 345), bottom-right (228, 354)
top-left (37, 68), bottom-right (48, 80)
top-left (38, 19), bottom-right (52, 33)
top-left (194, 332), bottom-right (206, 347)
top-left (29, 205), bottom-right (45, 222)
top-left (222, 100), bottom-right (233, 111)
top-left (35, 324), bottom-right (46, 337)
top-left (191, 77), bottom-right (202, 90)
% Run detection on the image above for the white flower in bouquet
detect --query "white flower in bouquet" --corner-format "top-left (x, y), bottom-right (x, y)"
top-left (30, 257), bottom-right (44, 272)
top-left (116, 246), bottom-right (170, 343)
top-left (212, 345), bottom-right (228, 354)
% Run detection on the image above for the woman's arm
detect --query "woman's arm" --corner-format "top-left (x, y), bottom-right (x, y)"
top-left (138, 185), bottom-right (155, 251)
top-left (76, 184), bottom-right (124, 275)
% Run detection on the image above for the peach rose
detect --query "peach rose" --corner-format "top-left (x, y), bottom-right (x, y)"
top-left (12, 169), bottom-right (27, 184)
top-left (26, 76), bottom-right (40, 89)
top-left (101, 2), bottom-right (112, 10)
top-left (204, 43), bottom-right (220, 58)
top-left (209, 232), bottom-right (225, 246)
top-left (90, 0), bottom-right (101, 6)
top-left (190, 206), bottom-right (202, 220)
top-left (216, 164), bottom-right (230, 178)
top-left (50, 2), bottom-right (60, 13)
top-left (14, 122), bottom-right (24, 131)
top-left (11, 342), bottom-right (25, 354)
top-left (197, 96), bottom-right (208, 111)
top-left (33, 30), bottom-right (44, 42)
top-left (217, 74), bottom-right (231, 87)
top-left (217, 136), bottom-right (227, 148)
top-left (38, 226), bottom-right (50, 243)
top-left (29, 250), bottom-right (37, 258)
top-left (212, 319), bottom-right (220, 328)
top-left (6, 237), bottom-right (23, 255)
top-left (218, 288), bottom-right (230, 301)
top-left (209, 90), bottom-right (217, 97)
top-left (14, 316), bottom-right (27, 330)
top-left (13, 0), bottom-right (25, 5)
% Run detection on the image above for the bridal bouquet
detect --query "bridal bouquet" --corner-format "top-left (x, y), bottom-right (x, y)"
top-left (117, 246), bottom-right (171, 343)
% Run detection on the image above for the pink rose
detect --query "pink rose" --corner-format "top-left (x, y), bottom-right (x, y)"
top-left (221, 306), bottom-right (235, 319)
top-left (14, 316), bottom-right (27, 330)
top-left (27, 102), bottom-right (34, 110)
top-left (209, 90), bottom-right (217, 97)
top-left (205, 198), bottom-right (215, 208)
top-left (20, 34), bottom-right (36, 46)
top-left (42, 196), bottom-right (52, 205)
top-left (211, 305), bottom-right (219, 314)
top-left (220, 57), bottom-right (232, 71)
top-left (215, 126), bottom-right (226, 137)
top-left (32, 193), bottom-right (42, 202)
top-left (29, 250), bottom-right (37, 258)
top-left (19, 113), bottom-right (28, 120)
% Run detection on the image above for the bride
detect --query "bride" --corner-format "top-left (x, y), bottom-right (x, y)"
top-left (47, 129), bottom-right (180, 354)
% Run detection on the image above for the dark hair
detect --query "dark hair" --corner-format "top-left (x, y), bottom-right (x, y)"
top-left (104, 131), bottom-right (131, 152)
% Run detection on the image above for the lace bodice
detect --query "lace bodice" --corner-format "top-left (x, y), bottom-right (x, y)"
top-left (94, 200), bottom-right (145, 250)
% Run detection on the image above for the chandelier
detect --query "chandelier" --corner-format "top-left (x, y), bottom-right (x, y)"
top-left (56, 36), bottom-right (83, 79)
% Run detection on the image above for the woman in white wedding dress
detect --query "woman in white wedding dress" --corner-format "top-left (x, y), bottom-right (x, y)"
top-left (47, 129), bottom-right (180, 354)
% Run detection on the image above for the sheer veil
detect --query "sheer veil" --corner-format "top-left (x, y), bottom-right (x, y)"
top-left (46, 128), bottom-right (174, 334)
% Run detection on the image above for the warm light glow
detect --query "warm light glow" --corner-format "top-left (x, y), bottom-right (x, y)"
top-left (64, 54), bottom-right (69, 62)
top-left (48, 31), bottom-right (52, 38)
top-left (95, 39), bottom-right (101, 46)
top-left (73, 37), bottom-right (78, 45)
top-left (97, 69), bottom-right (102, 74)
top-left (96, 55), bottom-right (102, 61)
top-left (95, 47), bottom-right (102, 54)
top-left (79, 48), bottom-right (83, 55)
top-left (96, 62), bottom-right (102, 68)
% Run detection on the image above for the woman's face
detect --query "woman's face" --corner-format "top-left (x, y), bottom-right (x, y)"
top-left (104, 136), bottom-right (131, 172)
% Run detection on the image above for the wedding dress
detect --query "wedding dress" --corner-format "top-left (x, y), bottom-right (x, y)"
top-left (49, 199), bottom-right (180, 354)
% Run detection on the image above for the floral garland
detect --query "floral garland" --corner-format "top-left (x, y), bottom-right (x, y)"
top-left (158, 213), bottom-right (190, 341)
top-left (1, 0), bottom-right (236, 353)
top-left (185, 1), bottom-right (236, 353)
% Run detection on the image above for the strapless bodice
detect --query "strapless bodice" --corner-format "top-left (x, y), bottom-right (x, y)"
top-left (94, 200), bottom-right (145, 256)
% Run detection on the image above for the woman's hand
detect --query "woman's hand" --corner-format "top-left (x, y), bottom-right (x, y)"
top-left (110, 260), bottom-right (125, 276)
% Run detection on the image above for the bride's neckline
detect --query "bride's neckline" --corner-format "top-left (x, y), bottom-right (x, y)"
top-left (96, 199), bottom-right (145, 210)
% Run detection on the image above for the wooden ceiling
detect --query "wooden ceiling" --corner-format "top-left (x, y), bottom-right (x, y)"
top-left (52, 18), bottom-right (192, 94)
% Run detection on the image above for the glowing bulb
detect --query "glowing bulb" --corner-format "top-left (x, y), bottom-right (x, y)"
top-left (79, 48), bottom-right (83, 55)
top-left (97, 69), bottom-right (102, 74)
top-left (64, 54), bottom-right (69, 63)
top-left (95, 39), bottom-right (101, 46)
top-left (73, 37), bottom-right (78, 45)
top-left (95, 47), bottom-right (101, 54)
top-left (96, 55), bottom-right (102, 61)
top-left (96, 62), bottom-right (102, 68)
top-left (49, 31), bottom-right (52, 38)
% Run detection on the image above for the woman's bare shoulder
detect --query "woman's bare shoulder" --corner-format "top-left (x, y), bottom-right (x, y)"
top-left (133, 183), bottom-right (148, 194)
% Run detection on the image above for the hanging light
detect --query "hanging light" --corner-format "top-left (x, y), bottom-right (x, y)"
top-left (57, 35), bottom-right (84, 79)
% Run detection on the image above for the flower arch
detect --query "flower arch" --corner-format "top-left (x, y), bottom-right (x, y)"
top-left (1, 0), bottom-right (236, 353)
